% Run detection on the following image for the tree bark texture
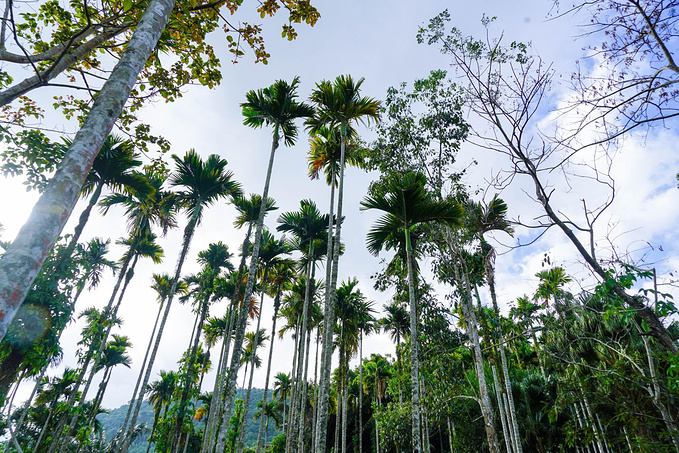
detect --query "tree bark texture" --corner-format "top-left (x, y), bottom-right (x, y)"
top-left (0, 0), bottom-right (177, 341)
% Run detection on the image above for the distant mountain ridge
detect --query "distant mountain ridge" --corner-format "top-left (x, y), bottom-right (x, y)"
top-left (97, 388), bottom-right (281, 452)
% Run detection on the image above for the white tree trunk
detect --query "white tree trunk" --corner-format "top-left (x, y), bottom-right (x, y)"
top-left (0, 0), bottom-right (177, 340)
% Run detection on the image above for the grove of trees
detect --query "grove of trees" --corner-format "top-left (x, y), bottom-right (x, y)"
top-left (0, 1), bottom-right (678, 453)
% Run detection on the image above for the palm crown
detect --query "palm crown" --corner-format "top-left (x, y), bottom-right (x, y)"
top-left (241, 76), bottom-right (315, 147)
top-left (361, 172), bottom-right (463, 256)
top-left (170, 149), bottom-right (243, 223)
top-left (307, 75), bottom-right (380, 135)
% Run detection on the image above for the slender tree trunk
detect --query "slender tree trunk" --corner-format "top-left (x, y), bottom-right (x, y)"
top-left (288, 250), bottom-right (314, 453)
top-left (295, 259), bottom-right (316, 453)
top-left (341, 363), bottom-right (348, 453)
top-left (215, 132), bottom-right (279, 453)
top-left (375, 397), bottom-right (380, 453)
top-left (580, 385), bottom-right (606, 453)
top-left (315, 130), bottom-right (347, 453)
top-left (499, 346), bottom-right (521, 453)
top-left (118, 298), bottom-right (165, 446)
top-left (120, 214), bottom-right (199, 453)
top-left (285, 322), bottom-right (299, 443)
top-left (448, 236), bottom-right (499, 453)
top-left (421, 381), bottom-right (430, 453)
top-left (459, 294), bottom-right (499, 453)
top-left (487, 273), bottom-right (522, 453)
top-left (491, 362), bottom-right (512, 453)
top-left (48, 251), bottom-right (134, 453)
top-left (573, 402), bottom-right (593, 453)
top-left (359, 334), bottom-right (363, 453)
top-left (58, 255), bottom-right (139, 453)
top-left (6, 368), bottom-right (45, 448)
top-left (447, 418), bottom-right (455, 453)
top-left (237, 276), bottom-right (269, 453)
top-left (201, 293), bottom-right (242, 453)
top-left (0, 0), bottom-right (176, 341)
top-left (312, 327), bottom-right (321, 447)
top-left (404, 227), bottom-right (423, 453)
top-left (297, 316), bottom-right (314, 453)
top-left (171, 291), bottom-right (212, 452)
top-left (35, 402), bottom-right (58, 453)
top-left (59, 182), bottom-right (104, 269)
top-left (146, 409), bottom-right (161, 453)
top-left (256, 289), bottom-right (281, 453)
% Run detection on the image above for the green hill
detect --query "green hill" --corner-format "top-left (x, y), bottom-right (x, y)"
top-left (97, 388), bottom-right (281, 452)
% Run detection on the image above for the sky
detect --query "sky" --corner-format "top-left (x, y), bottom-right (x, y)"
top-left (1, 0), bottom-right (678, 413)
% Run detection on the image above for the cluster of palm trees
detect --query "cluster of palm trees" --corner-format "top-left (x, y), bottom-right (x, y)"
top-left (0, 73), bottom-right (390, 453)
top-left (2, 66), bottom-right (679, 453)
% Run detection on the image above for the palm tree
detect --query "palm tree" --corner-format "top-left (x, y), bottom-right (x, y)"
top-left (116, 273), bottom-right (188, 446)
top-left (146, 370), bottom-right (179, 453)
top-left (361, 171), bottom-right (463, 453)
top-left (213, 77), bottom-right (314, 453)
top-left (122, 150), bottom-right (241, 453)
top-left (86, 335), bottom-right (133, 426)
top-left (362, 354), bottom-right (391, 453)
top-left (52, 233), bottom-right (164, 453)
top-left (276, 199), bottom-right (330, 451)
top-left (237, 231), bottom-right (291, 453)
top-left (380, 301), bottom-right (409, 403)
top-left (334, 278), bottom-right (373, 453)
top-left (535, 267), bottom-right (572, 316)
top-left (273, 372), bottom-right (293, 431)
top-left (355, 296), bottom-right (376, 453)
top-left (170, 242), bottom-right (234, 452)
top-left (32, 368), bottom-right (79, 452)
top-left (467, 194), bottom-right (522, 453)
top-left (57, 135), bottom-right (153, 267)
top-left (254, 399), bottom-right (282, 447)
top-left (201, 194), bottom-right (277, 453)
top-left (255, 258), bottom-right (296, 453)
top-left (307, 75), bottom-right (380, 453)
top-left (72, 238), bottom-right (118, 306)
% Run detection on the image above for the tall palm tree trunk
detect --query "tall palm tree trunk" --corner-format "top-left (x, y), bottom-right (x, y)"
top-left (359, 333), bottom-right (364, 453)
top-left (171, 293), bottom-right (212, 452)
top-left (201, 291), bottom-right (242, 453)
top-left (315, 134), bottom-right (346, 453)
top-left (491, 362), bottom-right (512, 453)
top-left (237, 280), bottom-right (268, 453)
top-left (145, 408), bottom-right (162, 453)
top-left (459, 295), bottom-right (499, 453)
top-left (311, 327), bottom-right (321, 449)
top-left (285, 321), bottom-right (299, 438)
top-left (487, 275), bottom-right (522, 453)
top-left (202, 225), bottom-right (253, 453)
top-left (120, 214), bottom-right (199, 453)
top-left (59, 182), bottom-right (104, 268)
top-left (286, 319), bottom-right (303, 453)
top-left (297, 318), bottom-right (314, 453)
top-left (294, 257), bottom-right (316, 453)
top-left (58, 255), bottom-right (139, 453)
top-left (216, 132), bottom-right (279, 453)
top-left (47, 252), bottom-right (134, 453)
top-left (256, 290), bottom-right (281, 453)
top-left (6, 368), bottom-right (45, 449)
top-left (34, 400), bottom-right (59, 452)
top-left (450, 240), bottom-right (499, 453)
top-left (118, 297), bottom-right (166, 445)
top-left (404, 227), bottom-right (423, 453)
top-left (341, 358), bottom-right (348, 453)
